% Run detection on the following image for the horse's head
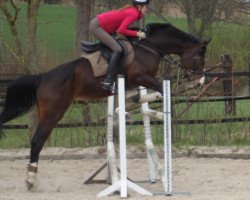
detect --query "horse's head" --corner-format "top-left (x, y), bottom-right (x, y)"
top-left (180, 40), bottom-right (209, 72)
top-left (180, 39), bottom-right (210, 86)
top-left (144, 23), bottom-right (211, 86)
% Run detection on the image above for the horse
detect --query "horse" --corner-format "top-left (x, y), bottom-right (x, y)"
top-left (0, 23), bottom-right (210, 189)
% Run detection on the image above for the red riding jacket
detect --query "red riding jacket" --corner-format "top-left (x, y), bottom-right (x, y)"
top-left (97, 7), bottom-right (143, 37)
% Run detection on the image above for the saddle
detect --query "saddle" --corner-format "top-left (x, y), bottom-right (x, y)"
top-left (81, 39), bottom-right (134, 77)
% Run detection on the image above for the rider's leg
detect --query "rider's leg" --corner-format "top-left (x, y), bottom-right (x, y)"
top-left (101, 51), bottom-right (122, 93)
top-left (89, 18), bottom-right (123, 93)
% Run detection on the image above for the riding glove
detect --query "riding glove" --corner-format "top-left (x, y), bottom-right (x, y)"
top-left (137, 31), bottom-right (146, 38)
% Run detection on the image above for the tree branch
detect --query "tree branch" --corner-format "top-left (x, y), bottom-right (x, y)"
top-left (10, 0), bottom-right (21, 25)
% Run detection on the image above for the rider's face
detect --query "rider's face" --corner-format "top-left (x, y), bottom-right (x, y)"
top-left (142, 5), bottom-right (148, 15)
top-left (139, 5), bottom-right (148, 15)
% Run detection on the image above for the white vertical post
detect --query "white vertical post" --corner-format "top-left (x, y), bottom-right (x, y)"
top-left (163, 80), bottom-right (172, 195)
top-left (118, 75), bottom-right (127, 197)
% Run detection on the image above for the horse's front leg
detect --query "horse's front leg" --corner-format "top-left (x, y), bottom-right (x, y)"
top-left (128, 74), bottom-right (163, 97)
top-left (26, 122), bottom-right (55, 190)
top-left (131, 74), bottom-right (163, 94)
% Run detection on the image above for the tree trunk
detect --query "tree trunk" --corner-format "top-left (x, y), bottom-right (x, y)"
top-left (75, 0), bottom-right (93, 124)
top-left (28, 106), bottom-right (39, 145)
top-left (75, 0), bottom-right (92, 56)
top-left (27, 0), bottom-right (41, 140)
top-left (27, 0), bottom-right (41, 71)
top-left (197, 0), bottom-right (218, 37)
top-left (183, 0), bottom-right (197, 35)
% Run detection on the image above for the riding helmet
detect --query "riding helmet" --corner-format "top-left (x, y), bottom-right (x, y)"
top-left (132, 0), bottom-right (150, 5)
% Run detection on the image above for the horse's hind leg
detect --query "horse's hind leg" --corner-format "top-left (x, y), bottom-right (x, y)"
top-left (25, 121), bottom-right (57, 190)
top-left (26, 98), bottom-right (72, 190)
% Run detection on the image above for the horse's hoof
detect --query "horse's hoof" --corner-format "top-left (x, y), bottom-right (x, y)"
top-left (25, 179), bottom-right (34, 190)
top-left (25, 173), bottom-right (37, 191)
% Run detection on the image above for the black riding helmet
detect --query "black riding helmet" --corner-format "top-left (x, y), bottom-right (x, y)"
top-left (132, 0), bottom-right (150, 6)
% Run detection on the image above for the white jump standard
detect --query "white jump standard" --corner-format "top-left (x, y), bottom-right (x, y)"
top-left (97, 76), bottom-right (173, 197)
top-left (140, 81), bottom-right (172, 195)
top-left (97, 75), bottom-right (153, 197)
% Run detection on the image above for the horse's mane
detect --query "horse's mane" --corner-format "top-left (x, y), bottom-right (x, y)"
top-left (145, 23), bottom-right (201, 44)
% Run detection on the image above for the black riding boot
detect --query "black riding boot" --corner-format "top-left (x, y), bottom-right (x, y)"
top-left (101, 51), bottom-right (122, 94)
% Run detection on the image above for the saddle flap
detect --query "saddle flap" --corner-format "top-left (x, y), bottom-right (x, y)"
top-left (81, 41), bottom-right (105, 53)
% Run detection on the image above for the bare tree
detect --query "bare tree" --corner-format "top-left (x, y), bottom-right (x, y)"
top-left (27, 0), bottom-right (42, 143)
top-left (0, 0), bottom-right (26, 67)
top-left (75, 0), bottom-right (92, 56)
top-left (151, 0), bottom-right (169, 14)
top-left (217, 0), bottom-right (250, 25)
top-left (0, 0), bottom-right (42, 141)
top-left (27, 0), bottom-right (41, 71)
top-left (173, 0), bottom-right (219, 37)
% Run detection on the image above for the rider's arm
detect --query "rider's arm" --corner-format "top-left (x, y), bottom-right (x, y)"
top-left (117, 14), bottom-right (139, 37)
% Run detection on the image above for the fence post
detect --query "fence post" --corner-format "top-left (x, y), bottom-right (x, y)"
top-left (221, 55), bottom-right (236, 115)
top-left (249, 63), bottom-right (250, 95)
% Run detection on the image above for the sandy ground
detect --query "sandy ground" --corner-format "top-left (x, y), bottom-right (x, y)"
top-left (0, 147), bottom-right (250, 200)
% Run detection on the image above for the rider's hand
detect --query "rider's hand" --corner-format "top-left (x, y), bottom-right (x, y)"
top-left (137, 31), bottom-right (146, 39)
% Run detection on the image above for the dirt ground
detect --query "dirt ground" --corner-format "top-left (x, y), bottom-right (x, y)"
top-left (0, 147), bottom-right (250, 200)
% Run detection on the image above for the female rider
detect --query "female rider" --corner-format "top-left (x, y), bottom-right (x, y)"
top-left (89, 0), bottom-right (150, 94)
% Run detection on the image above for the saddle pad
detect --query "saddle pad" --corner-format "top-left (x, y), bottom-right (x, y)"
top-left (82, 51), bottom-right (108, 77)
top-left (81, 41), bottom-right (134, 77)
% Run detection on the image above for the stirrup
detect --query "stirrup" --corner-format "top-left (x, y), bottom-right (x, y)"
top-left (101, 82), bottom-right (116, 94)
top-left (109, 82), bottom-right (116, 94)
top-left (101, 81), bottom-right (111, 87)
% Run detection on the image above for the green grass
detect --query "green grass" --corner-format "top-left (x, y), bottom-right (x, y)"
top-left (0, 99), bottom-right (249, 149)
top-left (0, 3), bottom-right (249, 148)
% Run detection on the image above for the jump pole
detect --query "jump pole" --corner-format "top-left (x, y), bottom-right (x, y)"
top-left (97, 75), bottom-right (153, 198)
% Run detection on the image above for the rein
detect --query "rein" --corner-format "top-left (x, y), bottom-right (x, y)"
top-left (132, 38), bottom-right (164, 58)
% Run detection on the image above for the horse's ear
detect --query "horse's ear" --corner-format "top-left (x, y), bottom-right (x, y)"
top-left (201, 38), bottom-right (212, 46)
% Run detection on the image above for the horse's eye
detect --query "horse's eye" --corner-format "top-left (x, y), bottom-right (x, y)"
top-left (199, 47), bottom-right (206, 56)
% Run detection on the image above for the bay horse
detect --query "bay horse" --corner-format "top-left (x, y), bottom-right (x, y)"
top-left (0, 23), bottom-right (209, 189)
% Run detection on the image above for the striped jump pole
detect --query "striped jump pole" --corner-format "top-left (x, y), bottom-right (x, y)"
top-left (163, 80), bottom-right (172, 195)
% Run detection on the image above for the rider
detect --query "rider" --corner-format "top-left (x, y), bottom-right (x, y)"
top-left (89, 0), bottom-right (150, 94)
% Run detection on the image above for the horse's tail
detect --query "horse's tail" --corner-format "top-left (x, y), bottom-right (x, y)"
top-left (0, 74), bottom-right (42, 126)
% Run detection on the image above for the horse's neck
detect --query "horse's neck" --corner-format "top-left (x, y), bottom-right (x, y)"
top-left (133, 45), bottom-right (161, 72)
top-left (148, 37), bottom-right (195, 57)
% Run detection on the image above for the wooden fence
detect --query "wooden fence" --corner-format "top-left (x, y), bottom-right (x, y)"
top-left (0, 55), bottom-right (250, 130)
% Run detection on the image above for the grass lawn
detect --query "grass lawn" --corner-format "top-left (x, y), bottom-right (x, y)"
top-left (0, 99), bottom-right (249, 148)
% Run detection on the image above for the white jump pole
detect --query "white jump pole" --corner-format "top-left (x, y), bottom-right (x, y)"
top-left (163, 80), bottom-right (172, 195)
top-left (106, 95), bottom-right (119, 184)
top-left (97, 75), bottom-right (153, 198)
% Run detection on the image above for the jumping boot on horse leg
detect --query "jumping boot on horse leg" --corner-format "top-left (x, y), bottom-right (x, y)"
top-left (26, 162), bottom-right (38, 190)
top-left (101, 51), bottom-right (122, 94)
